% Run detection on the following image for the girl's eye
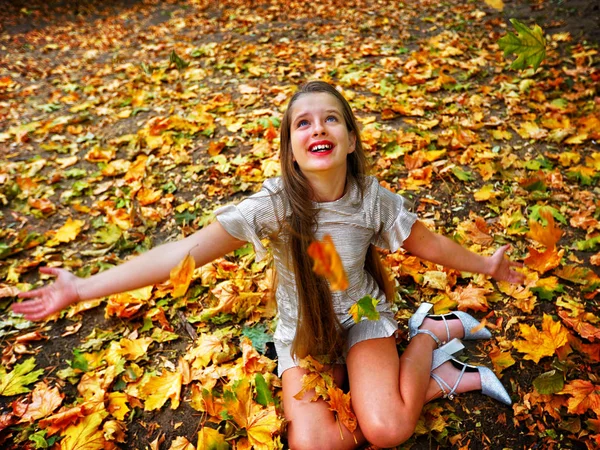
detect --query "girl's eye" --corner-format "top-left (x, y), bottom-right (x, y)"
top-left (326, 115), bottom-right (337, 122)
top-left (298, 119), bottom-right (309, 127)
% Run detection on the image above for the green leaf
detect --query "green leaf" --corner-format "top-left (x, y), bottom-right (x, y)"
top-left (29, 430), bottom-right (49, 449)
top-left (451, 166), bottom-right (475, 182)
top-left (71, 349), bottom-right (88, 371)
top-left (169, 50), bottom-right (189, 71)
top-left (348, 295), bottom-right (381, 323)
top-left (254, 373), bottom-right (273, 406)
top-left (576, 235), bottom-right (600, 252)
top-left (533, 370), bottom-right (564, 395)
top-left (241, 323), bottom-right (273, 354)
top-left (529, 205), bottom-right (567, 225)
top-left (0, 357), bottom-right (44, 396)
top-left (498, 19), bottom-right (547, 71)
top-left (530, 284), bottom-right (564, 301)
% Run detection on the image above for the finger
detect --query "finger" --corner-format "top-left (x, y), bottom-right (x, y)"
top-left (23, 310), bottom-right (51, 322)
top-left (39, 267), bottom-right (61, 277)
top-left (18, 287), bottom-right (48, 298)
top-left (510, 261), bottom-right (524, 268)
top-left (12, 299), bottom-right (45, 313)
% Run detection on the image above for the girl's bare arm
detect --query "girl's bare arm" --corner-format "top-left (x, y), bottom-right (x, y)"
top-left (401, 221), bottom-right (524, 284)
top-left (13, 221), bottom-right (246, 320)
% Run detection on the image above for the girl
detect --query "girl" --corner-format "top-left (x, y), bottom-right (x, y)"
top-left (13, 81), bottom-right (524, 449)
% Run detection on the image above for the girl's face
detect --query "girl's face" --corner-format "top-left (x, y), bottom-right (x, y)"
top-left (288, 92), bottom-right (355, 178)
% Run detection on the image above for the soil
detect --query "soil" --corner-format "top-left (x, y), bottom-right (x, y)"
top-left (0, 0), bottom-right (598, 449)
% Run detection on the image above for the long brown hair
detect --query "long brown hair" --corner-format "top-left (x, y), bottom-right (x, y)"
top-left (279, 81), bottom-right (395, 361)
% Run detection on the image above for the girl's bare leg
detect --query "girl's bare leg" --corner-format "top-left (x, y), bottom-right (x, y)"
top-left (346, 335), bottom-right (436, 448)
top-left (282, 366), bottom-right (366, 450)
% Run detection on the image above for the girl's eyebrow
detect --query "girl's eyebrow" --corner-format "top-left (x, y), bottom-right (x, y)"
top-left (292, 109), bottom-right (341, 122)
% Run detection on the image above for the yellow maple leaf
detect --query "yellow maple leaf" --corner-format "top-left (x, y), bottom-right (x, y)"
top-left (307, 234), bottom-right (349, 291)
top-left (186, 333), bottom-right (224, 369)
top-left (140, 370), bottom-right (182, 411)
top-left (55, 218), bottom-right (85, 243)
top-left (107, 392), bottom-right (130, 420)
top-left (246, 406), bottom-right (281, 450)
top-left (168, 436), bottom-right (195, 450)
top-left (170, 254), bottom-right (195, 298)
top-left (513, 314), bottom-right (570, 363)
top-left (559, 379), bottom-right (600, 415)
top-left (59, 410), bottom-right (107, 450)
top-left (489, 346), bottom-right (516, 375)
top-left (118, 337), bottom-right (153, 361)
top-left (197, 427), bottom-right (228, 450)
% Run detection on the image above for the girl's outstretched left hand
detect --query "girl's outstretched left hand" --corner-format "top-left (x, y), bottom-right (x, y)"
top-left (488, 244), bottom-right (525, 284)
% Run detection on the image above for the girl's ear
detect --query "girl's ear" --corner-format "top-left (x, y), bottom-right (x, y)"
top-left (349, 131), bottom-right (356, 154)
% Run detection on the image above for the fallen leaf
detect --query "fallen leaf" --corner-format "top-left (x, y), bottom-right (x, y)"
top-left (171, 254), bottom-right (195, 298)
top-left (513, 314), bottom-right (570, 363)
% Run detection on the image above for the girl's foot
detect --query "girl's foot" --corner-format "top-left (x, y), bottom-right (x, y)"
top-left (408, 302), bottom-right (491, 347)
top-left (426, 361), bottom-right (481, 402)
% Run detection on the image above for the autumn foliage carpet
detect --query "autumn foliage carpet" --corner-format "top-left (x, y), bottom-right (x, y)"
top-left (0, 0), bottom-right (599, 449)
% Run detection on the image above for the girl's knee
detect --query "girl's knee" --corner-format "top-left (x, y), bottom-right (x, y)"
top-left (286, 429), bottom-right (337, 450)
top-left (360, 415), bottom-right (417, 448)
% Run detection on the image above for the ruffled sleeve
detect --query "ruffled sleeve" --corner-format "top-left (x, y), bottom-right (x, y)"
top-left (214, 178), bottom-right (285, 261)
top-left (371, 182), bottom-right (418, 252)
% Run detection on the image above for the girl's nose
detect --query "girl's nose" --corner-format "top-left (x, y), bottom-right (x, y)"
top-left (313, 121), bottom-right (326, 136)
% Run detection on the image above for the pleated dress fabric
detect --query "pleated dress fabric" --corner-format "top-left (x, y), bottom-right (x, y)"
top-left (214, 176), bottom-right (418, 375)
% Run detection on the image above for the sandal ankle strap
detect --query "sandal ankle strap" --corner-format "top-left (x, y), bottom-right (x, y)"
top-left (413, 329), bottom-right (441, 346)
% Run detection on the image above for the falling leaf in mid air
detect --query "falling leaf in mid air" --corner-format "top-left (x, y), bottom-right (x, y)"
top-left (348, 295), bottom-right (381, 323)
top-left (498, 19), bottom-right (547, 71)
top-left (307, 235), bottom-right (349, 291)
top-left (484, 0), bottom-right (504, 11)
top-left (170, 254), bottom-right (195, 298)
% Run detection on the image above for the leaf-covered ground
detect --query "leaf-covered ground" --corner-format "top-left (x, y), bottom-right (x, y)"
top-left (1, 0), bottom-right (599, 449)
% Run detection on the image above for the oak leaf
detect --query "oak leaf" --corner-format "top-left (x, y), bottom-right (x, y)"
top-left (560, 380), bottom-right (600, 415)
top-left (171, 254), bottom-right (195, 298)
top-left (513, 314), bottom-right (570, 363)
top-left (307, 235), bottom-right (349, 291)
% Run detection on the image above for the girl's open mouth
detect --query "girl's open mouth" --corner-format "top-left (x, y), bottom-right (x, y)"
top-left (309, 142), bottom-right (334, 154)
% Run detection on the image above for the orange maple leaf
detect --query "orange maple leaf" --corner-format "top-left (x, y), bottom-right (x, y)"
top-left (449, 284), bottom-right (490, 312)
top-left (524, 247), bottom-right (563, 273)
top-left (560, 379), bottom-right (600, 415)
top-left (513, 314), bottom-right (570, 363)
top-left (17, 381), bottom-right (63, 423)
top-left (558, 309), bottom-right (600, 342)
top-left (327, 385), bottom-right (358, 434)
top-left (170, 253), bottom-right (195, 298)
top-left (39, 405), bottom-right (87, 436)
top-left (488, 345), bottom-right (516, 375)
top-left (527, 209), bottom-right (562, 249)
top-left (307, 235), bottom-right (349, 291)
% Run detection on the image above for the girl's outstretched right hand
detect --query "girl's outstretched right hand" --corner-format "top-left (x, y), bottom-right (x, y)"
top-left (12, 267), bottom-right (82, 321)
